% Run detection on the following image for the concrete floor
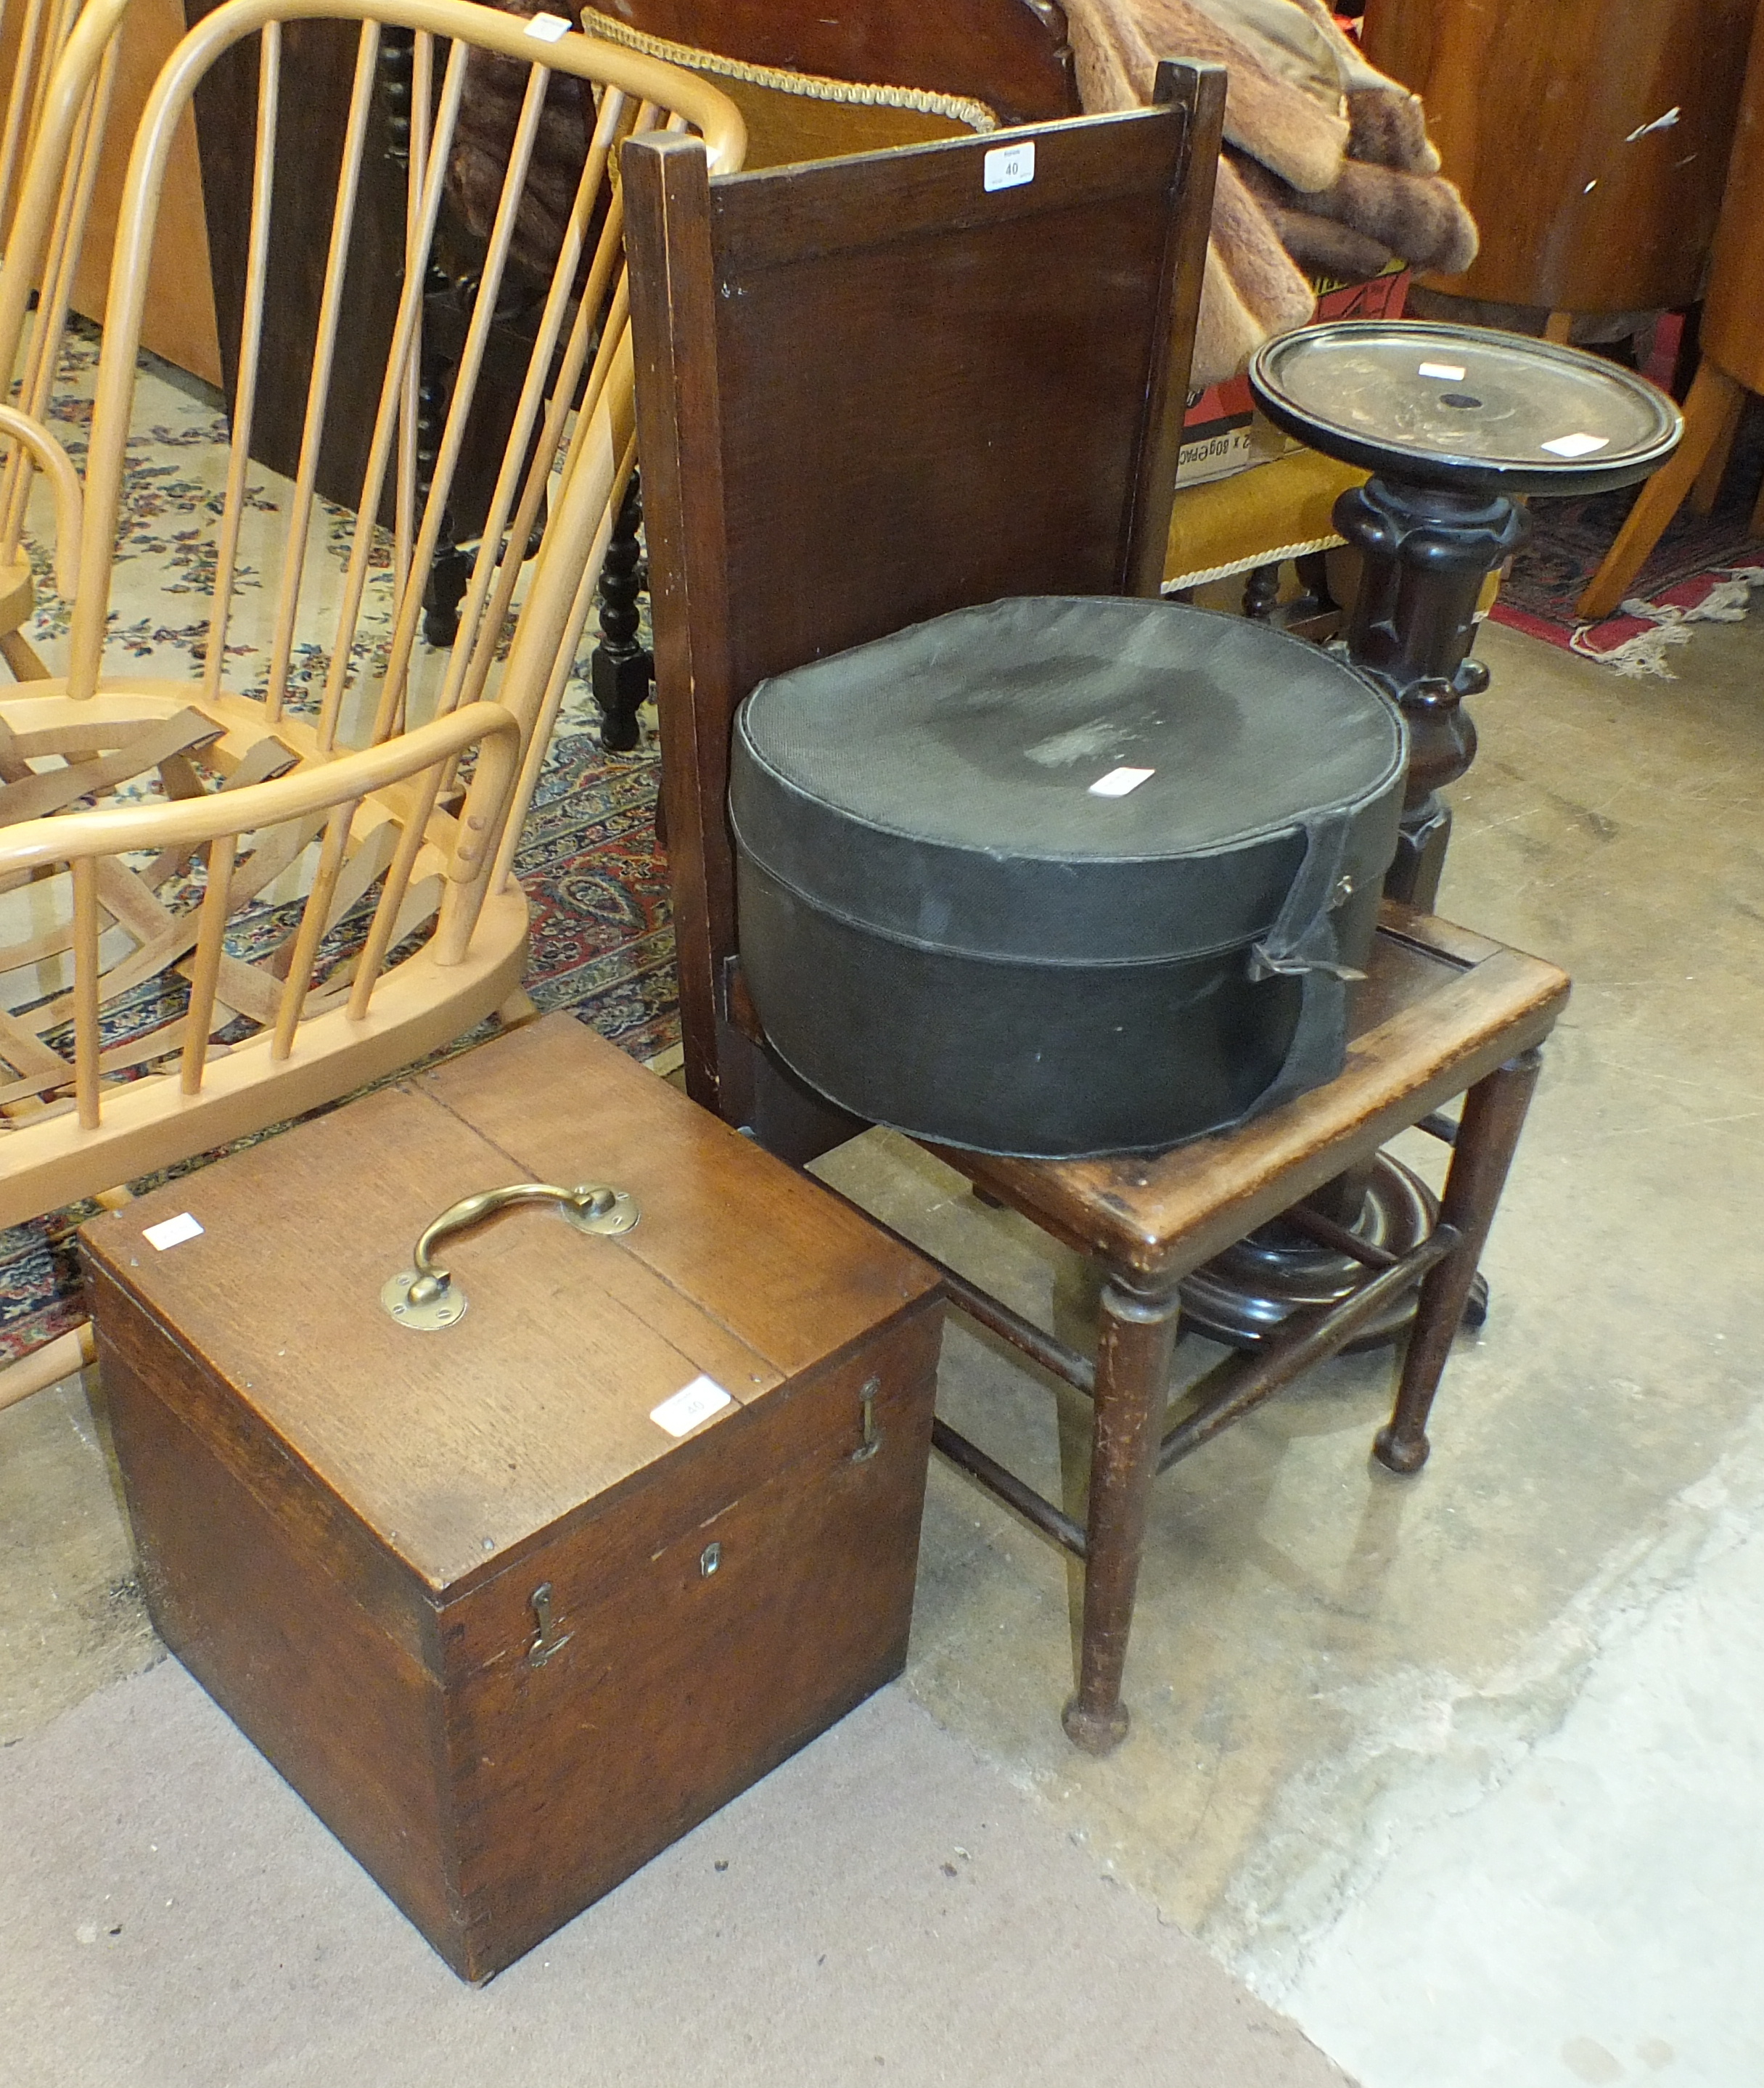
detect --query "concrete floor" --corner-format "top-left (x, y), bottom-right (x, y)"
top-left (4, 612), bottom-right (1760, 2084)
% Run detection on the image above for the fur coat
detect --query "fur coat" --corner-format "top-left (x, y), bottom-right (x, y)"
top-left (1062, 0), bottom-right (1477, 385)
top-left (447, 0), bottom-right (596, 280)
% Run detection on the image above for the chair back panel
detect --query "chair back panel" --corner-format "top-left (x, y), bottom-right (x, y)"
top-left (623, 67), bottom-right (1223, 1120)
top-left (709, 126), bottom-right (1207, 685)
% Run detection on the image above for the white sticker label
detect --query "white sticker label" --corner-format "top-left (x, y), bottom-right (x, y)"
top-left (1419, 361), bottom-right (1466, 381)
top-left (143, 1212), bottom-right (203, 1251)
top-left (649, 1375), bottom-right (734, 1438)
top-left (983, 142), bottom-right (1035, 192)
top-left (524, 11), bottom-right (571, 40)
top-left (1542, 432), bottom-right (1610, 457)
top-left (1089, 766), bottom-right (1154, 798)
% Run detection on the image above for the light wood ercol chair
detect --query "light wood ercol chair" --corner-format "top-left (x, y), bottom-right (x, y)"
top-left (0, 0), bottom-right (742, 1406)
top-left (625, 83), bottom-right (1570, 1752)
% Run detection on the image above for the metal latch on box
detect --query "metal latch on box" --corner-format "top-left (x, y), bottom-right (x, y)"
top-left (382, 1179), bottom-right (639, 1330)
top-left (528, 1581), bottom-right (573, 1666)
top-left (851, 1377), bottom-right (881, 1462)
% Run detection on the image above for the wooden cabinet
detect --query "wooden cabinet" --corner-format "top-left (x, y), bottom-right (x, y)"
top-left (1362, 0), bottom-right (1760, 315)
top-left (1704, 0), bottom-right (1764, 388)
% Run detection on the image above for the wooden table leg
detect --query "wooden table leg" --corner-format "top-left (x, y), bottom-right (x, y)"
top-left (1374, 1047), bottom-right (1545, 1475)
top-left (1062, 1271), bottom-right (1182, 1755)
top-left (1576, 361), bottom-right (1747, 619)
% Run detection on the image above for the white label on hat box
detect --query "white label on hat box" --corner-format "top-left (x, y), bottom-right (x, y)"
top-left (1089, 766), bottom-right (1154, 798)
top-left (984, 142), bottom-right (1035, 192)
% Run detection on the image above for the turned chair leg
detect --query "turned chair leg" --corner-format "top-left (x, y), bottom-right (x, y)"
top-left (1062, 1272), bottom-right (1182, 1756)
top-left (1578, 361), bottom-right (1747, 619)
top-left (1374, 1047), bottom-right (1545, 1475)
top-left (592, 471), bottom-right (653, 752)
top-left (1242, 562), bottom-right (1281, 621)
top-left (1290, 548), bottom-right (1336, 620)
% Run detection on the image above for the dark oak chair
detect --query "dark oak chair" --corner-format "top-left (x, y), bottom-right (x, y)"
top-left (623, 80), bottom-right (1570, 1753)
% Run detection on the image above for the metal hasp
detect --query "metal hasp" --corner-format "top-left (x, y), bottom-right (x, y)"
top-left (1249, 319), bottom-right (1682, 909)
top-left (381, 1179), bottom-right (640, 1330)
top-left (850, 1377), bottom-right (882, 1462)
top-left (527, 1582), bottom-right (573, 1666)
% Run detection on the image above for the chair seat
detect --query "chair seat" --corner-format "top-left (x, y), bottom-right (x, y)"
top-left (935, 905), bottom-right (1569, 1280)
top-left (1162, 448), bottom-right (1368, 591)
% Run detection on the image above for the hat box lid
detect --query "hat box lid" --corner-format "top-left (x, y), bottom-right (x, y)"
top-left (731, 596), bottom-right (1406, 966)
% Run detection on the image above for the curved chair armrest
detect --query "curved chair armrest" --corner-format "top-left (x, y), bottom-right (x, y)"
top-left (0, 405), bottom-right (81, 597)
top-left (0, 700), bottom-right (520, 873)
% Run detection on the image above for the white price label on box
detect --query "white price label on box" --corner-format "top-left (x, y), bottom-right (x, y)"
top-left (649, 1375), bottom-right (734, 1438)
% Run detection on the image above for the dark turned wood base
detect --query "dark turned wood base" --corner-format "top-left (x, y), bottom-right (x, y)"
top-left (1178, 470), bottom-right (1526, 1349)
top-left (1178, 1150), bottom-right (1488, 1351)
top-left (1335, 474), bottom-right (1527, 913)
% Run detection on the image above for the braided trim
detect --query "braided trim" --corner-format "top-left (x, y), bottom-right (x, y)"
top-left (1161, 531), bottom-right (1345, 593)
top-left (578, 11), bottom-right (1000, 134)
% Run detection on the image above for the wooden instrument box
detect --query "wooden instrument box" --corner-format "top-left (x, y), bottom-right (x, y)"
top-left (82, 1016), bottom-right (943, 1982)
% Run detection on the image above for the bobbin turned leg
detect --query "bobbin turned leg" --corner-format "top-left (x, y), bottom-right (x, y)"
top-left (1242, 562), bottom-right (1281, 620)
top-left (1062, 1272), bottom-right (1182, 1755)
top-left (593, 472), bottom-right (652, 753)
top-left (1375, 1048), bottom-right (1544, 1475)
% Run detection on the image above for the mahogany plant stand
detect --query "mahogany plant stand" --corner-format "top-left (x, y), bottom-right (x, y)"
top-left (1170, 320), bottom-right (1678, 1354)
top-left (1250, 319), bottom-right (1681, 912)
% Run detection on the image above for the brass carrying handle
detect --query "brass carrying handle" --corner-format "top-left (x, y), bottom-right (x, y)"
top-left (383, 1180), bottom-right (639, 1330)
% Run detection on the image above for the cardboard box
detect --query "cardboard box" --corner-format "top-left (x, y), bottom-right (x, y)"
top-left (1176, 266), bottom-right (1411, 489)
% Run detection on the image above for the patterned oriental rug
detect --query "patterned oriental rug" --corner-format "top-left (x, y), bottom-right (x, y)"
top-left (1489, 396), bottom-right (1764, 679)
top-left (1, 328), bottom-right (675, 1367)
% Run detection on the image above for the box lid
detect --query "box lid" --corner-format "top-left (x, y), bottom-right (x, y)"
top-left (81, 1017), bottom-right (938, 1594)
top-left (731, 596), bottom-right (1406, 965)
